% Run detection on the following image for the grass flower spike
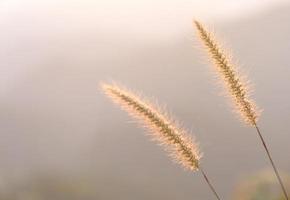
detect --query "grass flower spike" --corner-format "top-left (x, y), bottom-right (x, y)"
top-left (101, 82), bottom-right (200, 170)
top-left (193, 20), bottom-right (288, 200)
top-left (193, 20), bottom-right (259, 126)
top-left (101, 82), bottom-right (221, 200)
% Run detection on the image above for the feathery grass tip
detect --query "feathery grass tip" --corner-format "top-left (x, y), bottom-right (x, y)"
top-left (193, 20), bottom-right (288, 200)
top-left (193, 20), bottom-right (259, 126)
top-left (101, 82), bottom-right (201, 171)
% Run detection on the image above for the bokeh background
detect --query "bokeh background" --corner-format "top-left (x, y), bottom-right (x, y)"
top-left (1, 0), bottom-right (290, 199)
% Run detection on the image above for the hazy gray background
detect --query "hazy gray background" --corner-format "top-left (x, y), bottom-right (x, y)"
top-left (1, 0), bottom-right (290, 199)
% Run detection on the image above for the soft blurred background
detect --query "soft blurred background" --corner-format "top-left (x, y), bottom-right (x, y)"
top-left (1, 0), bottom-right (290, 199)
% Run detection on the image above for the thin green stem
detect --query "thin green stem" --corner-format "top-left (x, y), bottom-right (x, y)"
top-left (199, 167), bottom-right (221, 200)
top-left (254, 124), bottom-right (289, 200)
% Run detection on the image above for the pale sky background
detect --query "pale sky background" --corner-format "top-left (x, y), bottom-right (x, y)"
top-left (1, 0), bottom-right (290, 94)
top-left (1, 1), bottom-right (290, 199)
top-left (1, 0), bottom-right (290, 95)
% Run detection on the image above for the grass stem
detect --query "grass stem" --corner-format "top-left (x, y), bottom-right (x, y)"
top-left (254, 124), bottom-right (289, 200)
top-left (200, 167), bottom-right (221, 200)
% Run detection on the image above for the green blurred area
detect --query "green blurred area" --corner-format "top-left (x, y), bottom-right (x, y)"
top-left (233, 170), bottom-right (290, 200)
top-left (0, 172), bottom-right (99, 200)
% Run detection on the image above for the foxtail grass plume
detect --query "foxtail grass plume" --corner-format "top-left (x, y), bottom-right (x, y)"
top-left (193, 21), bottom-right (288, 200)
top-left (101, 82), bottom-right (222, 200)
top-left (193, 20), bottom-right (259, 126)
top-left (101, 82), bottom-right (201, 171)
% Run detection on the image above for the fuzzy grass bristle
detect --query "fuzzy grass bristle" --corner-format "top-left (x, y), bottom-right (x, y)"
top-left (193, 20), bottom-right (259, 126)
top-left (101, 82), bottom-right (201, 171)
